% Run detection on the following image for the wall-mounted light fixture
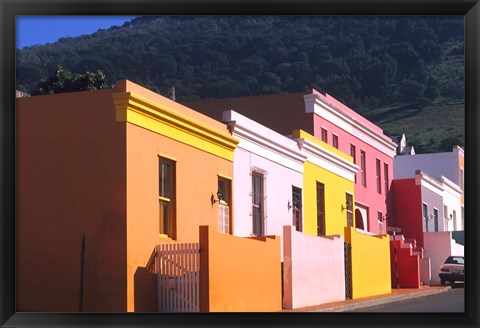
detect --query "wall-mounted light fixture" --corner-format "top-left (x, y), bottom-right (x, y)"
top-left (287, 200), bottom-right (292, 211)
top-left (341, 200), bottom-right (351, 211)
top-left (449, 214), bottom-right (453, 221)
top-left (210, 190), bottom-right (223, 205)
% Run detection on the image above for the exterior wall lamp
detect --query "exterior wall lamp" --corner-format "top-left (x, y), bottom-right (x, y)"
top-left (211, 190), bottom-right (223, 205)
top-left (341, 200), bottom-right (351, 211)
top-left (288, 200), bottom-right (302, 211)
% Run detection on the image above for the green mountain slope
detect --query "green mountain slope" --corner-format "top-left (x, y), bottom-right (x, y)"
top-left (16, 16), bottom-right (465, 153)
top-left (368, 101), bottom-right (464, 153)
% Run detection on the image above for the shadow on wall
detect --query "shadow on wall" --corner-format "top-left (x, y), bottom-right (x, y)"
top-left (134, 267), bottom-right (157, 312)
top-left (452, 231), bottom-right (464, 246)
top-left (355, 209), bottom-right (364, 230)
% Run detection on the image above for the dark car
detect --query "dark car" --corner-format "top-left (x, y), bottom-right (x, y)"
top-left (439, 255), bottom-right (464, 285)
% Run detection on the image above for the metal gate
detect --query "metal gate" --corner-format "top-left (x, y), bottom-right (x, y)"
top-left (344, 241), bottom-right (352, 300)
top-left (156, 243), bottom-right (200, 312)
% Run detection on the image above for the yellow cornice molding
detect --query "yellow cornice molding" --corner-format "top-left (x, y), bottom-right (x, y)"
top-left (113, 92), bottom-right (238, 161)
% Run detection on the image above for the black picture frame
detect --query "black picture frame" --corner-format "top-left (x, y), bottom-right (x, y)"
top-left (2, 1), bottom-right (479, 327)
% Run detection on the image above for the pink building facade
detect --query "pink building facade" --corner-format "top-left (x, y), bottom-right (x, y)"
top-left (304, 92), bottom-right (397, 234)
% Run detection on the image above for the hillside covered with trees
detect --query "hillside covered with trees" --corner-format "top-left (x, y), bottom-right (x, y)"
top-left (16, 16), bottom-right (465, 153)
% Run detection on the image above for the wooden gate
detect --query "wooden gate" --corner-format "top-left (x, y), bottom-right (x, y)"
top-left (156, 243), bottom-right (200, 312)
top-left (344, 241), bottom-right (352, 300)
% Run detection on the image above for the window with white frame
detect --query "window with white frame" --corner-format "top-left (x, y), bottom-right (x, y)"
top-left (360, 150), bottom-right (366, 187)
top-left (317, 182), bottom-right (326, 236)
top-left (321, 128), bottom-right (328, 143)
top-left (383, 163), bottom-right (389, 195)
top-left (252, 170), bottom-right (265, 236)
top-left (292, 186), bottom-right (302, 232)
top-left (350, 144), bottom-right (357, 183)
top-left (376, 159), bottom-right (381, 194)
top-left (332, 134), bottom-right (339, 149)
top-left (377, 211), bottom-right (383, 234)
top-left (159, 157), bottom-right (176, 238)
top-left (346, 193), bottom-right (353, 227)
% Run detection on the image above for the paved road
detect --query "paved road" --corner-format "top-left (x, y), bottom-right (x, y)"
top-left (353, 284), bottom-right (464, 312)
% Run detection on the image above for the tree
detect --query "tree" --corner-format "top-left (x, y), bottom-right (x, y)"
top-left (440, 135), bottom-right (464, 152)
top-left (398, 79), bottom-right (426, 101)
top-left (33, 66), bottom-right (109, 95)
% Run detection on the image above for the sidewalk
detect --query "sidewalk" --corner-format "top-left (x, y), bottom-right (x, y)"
top-left (282, 285), bottom-right (452, 312)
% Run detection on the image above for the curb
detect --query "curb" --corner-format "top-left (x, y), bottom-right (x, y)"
top-left (311, 286), bottom-right (452, 312)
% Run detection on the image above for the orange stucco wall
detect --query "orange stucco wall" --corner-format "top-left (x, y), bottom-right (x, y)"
top-left (199, 225), bottom-right (282, 312)
top-left (118, 80), bottom-right (236, 312)
top-left (16, 80), bottom-right (236, 313)
top-left (125, 122), bottom-right (234, 311)
top-left (16, 89), bottom-right (127, 312)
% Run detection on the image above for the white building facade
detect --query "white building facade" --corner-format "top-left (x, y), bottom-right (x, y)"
top-left (394, 146), bottom-right (464, 193)
top-left (394, 146), bottom-right (464, 232)
top-left (440, 176), bottom-right (463, 231)
top-left (222, 110), bottom-right (307, 243)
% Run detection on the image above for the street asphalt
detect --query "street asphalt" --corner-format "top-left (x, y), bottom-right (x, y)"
top-left (303, 285), bottom-right (454, 312)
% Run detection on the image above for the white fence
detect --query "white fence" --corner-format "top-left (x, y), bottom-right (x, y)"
top-left (156, 243), bottom-right (200, 312)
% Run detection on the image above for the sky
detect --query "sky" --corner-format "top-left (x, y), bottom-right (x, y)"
top-left (16, 16), bottom-right (137, 49)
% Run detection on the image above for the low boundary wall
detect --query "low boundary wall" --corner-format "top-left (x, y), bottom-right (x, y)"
top-left (345, 227), bottom-right (391, 299)
top-left (424, 231), bottom-right (464, 285)
top-left (199, 225), bottom-right (282, 312)
top-left (283, 226), bottom-right (345, 309)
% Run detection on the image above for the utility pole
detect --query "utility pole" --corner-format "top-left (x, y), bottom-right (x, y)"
top-left (79, 234), bottom-right (86, 312)
top-left (168, 86), bottom-right (176, 101)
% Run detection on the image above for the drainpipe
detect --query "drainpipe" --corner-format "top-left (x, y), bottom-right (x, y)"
top-left (393, 230), bottom-right (400, 289)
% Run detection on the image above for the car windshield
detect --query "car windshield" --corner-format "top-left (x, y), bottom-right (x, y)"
top-left (445, 256), bottom-right (464, 265)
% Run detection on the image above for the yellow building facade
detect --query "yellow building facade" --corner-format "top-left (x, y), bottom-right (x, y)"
top-left (293, 130), bottom-right (357, 237)
top-left (294, 130), bottom-right (391, 299)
